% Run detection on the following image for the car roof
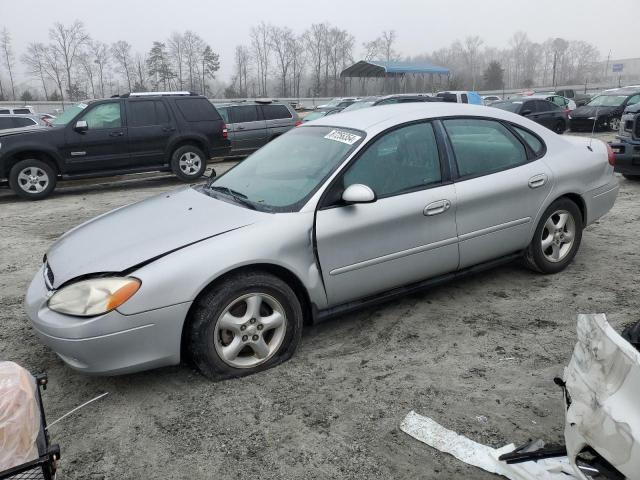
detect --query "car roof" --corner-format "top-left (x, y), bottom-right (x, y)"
top-left (598, 88), bottom-right (640, 96)
top-left (301, 102), bottom-right (537, 136)
top-left (0, 113), bottom-right (41, 118)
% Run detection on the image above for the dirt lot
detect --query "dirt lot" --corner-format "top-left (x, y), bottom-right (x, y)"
top-left (1, 131), bottom-right (639, 479)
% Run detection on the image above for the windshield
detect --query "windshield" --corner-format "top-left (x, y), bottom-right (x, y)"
top-left (302, 111), bottom-right (328, 122)
top-left (321, 99), bottom-right (342, 107)
top-left (343, 101), bottom-right (375, 112)
top-left (588, 95), bottom-right (626, 107)
top-left (207, 126), bottom-right (364, 211)
top-left (491, 101), bottom-right (522, 113)
top-left (52, 103), bottom-right (87, 126)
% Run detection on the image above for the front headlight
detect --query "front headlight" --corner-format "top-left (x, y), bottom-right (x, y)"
top-left (48, 277), bottom-right (141, 317)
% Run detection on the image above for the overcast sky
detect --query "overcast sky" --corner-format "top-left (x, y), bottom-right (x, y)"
top-left (3, 0), bottom-right (639, 81)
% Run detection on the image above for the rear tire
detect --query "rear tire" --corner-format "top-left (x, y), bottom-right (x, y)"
top-left (523, 198), bottom-right (583, 274)
top-left (553, 120), bottom-right (565, 134)
top-left (187, 271), bottom-right (303, 380)
top-left (171, 145), bottom-right (207, 181)
top-left (9, 159), bottom-right (57, 200)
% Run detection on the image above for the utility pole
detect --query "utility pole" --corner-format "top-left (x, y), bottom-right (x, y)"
top-left (552, 50), bottom-right (557, 88)
top-left (604, 50), bottom-right (611, 83)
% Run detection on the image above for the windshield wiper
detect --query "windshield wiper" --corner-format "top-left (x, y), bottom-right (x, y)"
top-left (209, 185), bottom-right (256, 210)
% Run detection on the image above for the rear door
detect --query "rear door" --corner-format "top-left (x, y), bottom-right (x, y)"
top-left (63, 100), bottom-right (130, 173)
top-left (315, 121), bottom-right (459, 305)
top-left (229, 105), bottom-right (267, 152)
top-left (534, 100), bottom-right (559, 128)
top-left (126, 99), bottom-right (175, 167)
top-left (261, 104), bottom-right (296, 140)
top-left (444, 118), bottom-right (552, 268)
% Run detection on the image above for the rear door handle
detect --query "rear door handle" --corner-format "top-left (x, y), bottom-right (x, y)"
top-left (109, 131), bottom-right (124, 137)
top-left (424, 199), bottom-right (451, 216)
top-left (162, 126), bottom-right (176, 132)
top-left (528, 174), bottom-right (547, 189)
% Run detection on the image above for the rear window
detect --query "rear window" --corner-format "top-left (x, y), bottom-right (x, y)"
top-left (261, 104), bottom-right (292, 120)
top-left (13, 108), bottom-right (31, 114)
top-left (175, 98), bottom-right (221, 122)
top-left (216, 106), bottom-right (230, 123)
top-left (512, 125), bottom-right (544, 156)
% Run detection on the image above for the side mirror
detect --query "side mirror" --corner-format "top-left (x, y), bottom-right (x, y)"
top-left (342, 184), bottom-right (376, 204)
top-left (74, 120), bottom-right (88, 132)
top-left (521, 109), bottom-right (532, 116)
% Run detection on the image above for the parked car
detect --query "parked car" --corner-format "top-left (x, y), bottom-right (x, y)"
top-left (611, 101), bottom-right (640, 180)
top-left (490, 98), bottom-right (568, 133)
top-left (316, 97), bottom-right (359, 109)
top-left (482, 95), bottom-right (502, 105)
top-left (0, 92), bottom-right (230, 200)
top-left (0, 105), bottom-right (36, 115)
top-left (436, 91), bottom-right (483, 104)
top-left (302, 106), bottom-right (343, 122)
top-left (530, 93), bottom-right (577, 112)
top-left (215, 100), bottom-right (300, 156)
top-left (26, 103), bottom-right (618, 379)
top-left (0, 114), bottom-right (47, 130)
top-left (342, 94), bottom-right (441, 112)
top-left (554, 88), bottom-right (591, 107)
top-left (569, 88), bottom-right (640, 132)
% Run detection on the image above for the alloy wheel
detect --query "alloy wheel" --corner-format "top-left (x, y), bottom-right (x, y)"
top-left (17, 166), bottom-right (49, 194)
top-left (214, 293), bottom-right (287, 368)
top-left (541, 209), bottom-right (576, 263)
top-left (178, 151), bottom-right (202, 175)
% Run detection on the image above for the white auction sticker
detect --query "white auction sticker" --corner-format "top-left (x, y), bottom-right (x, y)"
top-left (324, 129), bottom-right (361, 145)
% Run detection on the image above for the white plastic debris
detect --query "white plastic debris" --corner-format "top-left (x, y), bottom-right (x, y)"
top-left (0, 361), bottom-right (41, 471)
top-left (400, 411), bottom-right (576, 480)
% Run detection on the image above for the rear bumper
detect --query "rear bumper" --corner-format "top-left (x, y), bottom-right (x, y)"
top-left (26, 266), bottom-right (191, 375)
top-left (612, 141), bottom-right (640, 175)
top-left (209, 144), bottom-right (232, 158)
top-left (570, 116), bottom-right (613, 132)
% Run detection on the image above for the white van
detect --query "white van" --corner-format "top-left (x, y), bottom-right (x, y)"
top-left (0, 105), bottom-right (36, 115)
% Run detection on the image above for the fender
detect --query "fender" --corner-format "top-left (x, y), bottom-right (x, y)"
top-left (0, 139), bottom-right (65, 176)
top-left (166, 133), bottom-right (211, 161)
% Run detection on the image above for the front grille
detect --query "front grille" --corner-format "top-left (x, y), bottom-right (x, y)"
top-left (44, 263), bottom-right (54, 288)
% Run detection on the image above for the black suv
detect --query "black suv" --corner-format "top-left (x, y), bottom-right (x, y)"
top-left (0, 92), bottom-right (230, 200)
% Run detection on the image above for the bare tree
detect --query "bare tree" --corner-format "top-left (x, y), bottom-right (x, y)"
top-left (379, 30), bottom-right (397, 62)
top-left (250, 22), bottom-right (271, 97)
top-left (233, 45), bottom-right (250, 97)
top-left (90, 41), bottom-right (109, 97)
top-left (0, 27), bottom-right (16, 100)
top-left (168, 32), bottom-right (185, 90)
top-left (49, 21), bottom-right (89, 97)
top-left (269, 25), bottom-right (294, 96)
top-left (134, 53), bottom-right (147, 91)
top-left (22, 43), bottom-right (50, 100)
top-left (290, 36), bottom-right (305, 98)
top-left (111, 40), bottom-right (133, 92)
top-left (78, 51), bottom-right (96, 98)
top-left (183, 31), bottom-right (204, 92)
top-left (304, 23), bottom-right (328, 96)
top-left (42, 46), bottom-right (66, 105)
top-left (461, 35), bottom-right (483, 90)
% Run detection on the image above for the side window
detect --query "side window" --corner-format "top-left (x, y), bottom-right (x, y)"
top-left (0, 109), bottom-right (10, 114)
top-left (262, 104), bottom-right (292, 120)
top-left (156, 101), bottom-right (169, 123)
top-left (129, 100), bottom-right (157, 126)
top-left (522, 101), bottom-right (537, 114)
top-left (216, 106), bottom-right (230, 123)
top-left (13, 108), bottom-right (31, 114)
top-left (79, 102), bottom-right (122, 129)
top-left (0, 117), bottom-right (13, 129)
top-left (626, 95), bottom-right (640, 106)
top-left (343, 122), bottom-right (441, 198)
top-left (231, 105), bottom-right (259, 123)
top-left (175, 98), bottom-right (221, 122)
top-left (444, 119), bottom-right (528, 178)
top-left (461, 93), bottom-right (468, 104)
top-left (13, 118), bottom-right (36, 127)
top-left (512, 125), bottom-right (544, 157)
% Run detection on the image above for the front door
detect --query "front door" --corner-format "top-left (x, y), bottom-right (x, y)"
top-left (63, 101), bottom-right (129, 173)
top-left (315, 122), bottom-right (459, 306)
top-left (442, 118), bottom-right (553, 269)
top-left (126, 99), bottom-right (175, 167)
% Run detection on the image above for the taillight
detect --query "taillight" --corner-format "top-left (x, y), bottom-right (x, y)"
top-left (222, 124), bottom-right (228, 139)
top-left (295, 120), bottom-right (302, 127)
top-left (606, 142), bottom-right (615, 166)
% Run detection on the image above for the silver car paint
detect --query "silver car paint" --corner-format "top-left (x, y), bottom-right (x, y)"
top-left (26, 103), bottom-right (618, 374)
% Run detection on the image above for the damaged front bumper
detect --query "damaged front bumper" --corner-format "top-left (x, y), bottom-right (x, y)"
top-left (563, 313), bottom-right (640, 480)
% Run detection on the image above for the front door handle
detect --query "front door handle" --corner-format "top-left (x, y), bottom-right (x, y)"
top-left (424, 199), bottom-right (451, 216)
top-left (528, 174), bottom-right (547, 189)
top-left (162, 126), bottom-right (176, 132)
top-left (109, 131), bottom-right (124, 137)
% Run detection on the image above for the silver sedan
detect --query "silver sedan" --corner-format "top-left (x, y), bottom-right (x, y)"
top-left (25, 103), bottom-right (619, 379)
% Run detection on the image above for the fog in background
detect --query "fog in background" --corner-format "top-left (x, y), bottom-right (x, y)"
top-left (0, 0), bottom-right (638, 101)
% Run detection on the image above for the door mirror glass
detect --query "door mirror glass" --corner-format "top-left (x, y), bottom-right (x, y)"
top-left (342, 184), bottom-right (376, 204)
top-left (74, 120), bottom-right (88, 132)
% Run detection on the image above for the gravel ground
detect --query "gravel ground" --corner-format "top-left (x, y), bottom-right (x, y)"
top-left (1, 131), bottom-right (639, 479)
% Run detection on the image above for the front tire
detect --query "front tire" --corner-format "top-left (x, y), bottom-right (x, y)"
top-left (523, 198), bottom-right (583, 274)
top-left (9, 159), bottom-right (57, 200)
top-left (187, 271), bottom-right (303, 380)
top-left (171, 145), bottom-right (207, 181)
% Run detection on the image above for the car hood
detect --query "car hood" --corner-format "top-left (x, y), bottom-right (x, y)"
top-left (571, 105), bottom-right (620, 118)
top-left (0, 125), bottom-right (49, 137)
top-left (45, 186), bottom-right (261, 288)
